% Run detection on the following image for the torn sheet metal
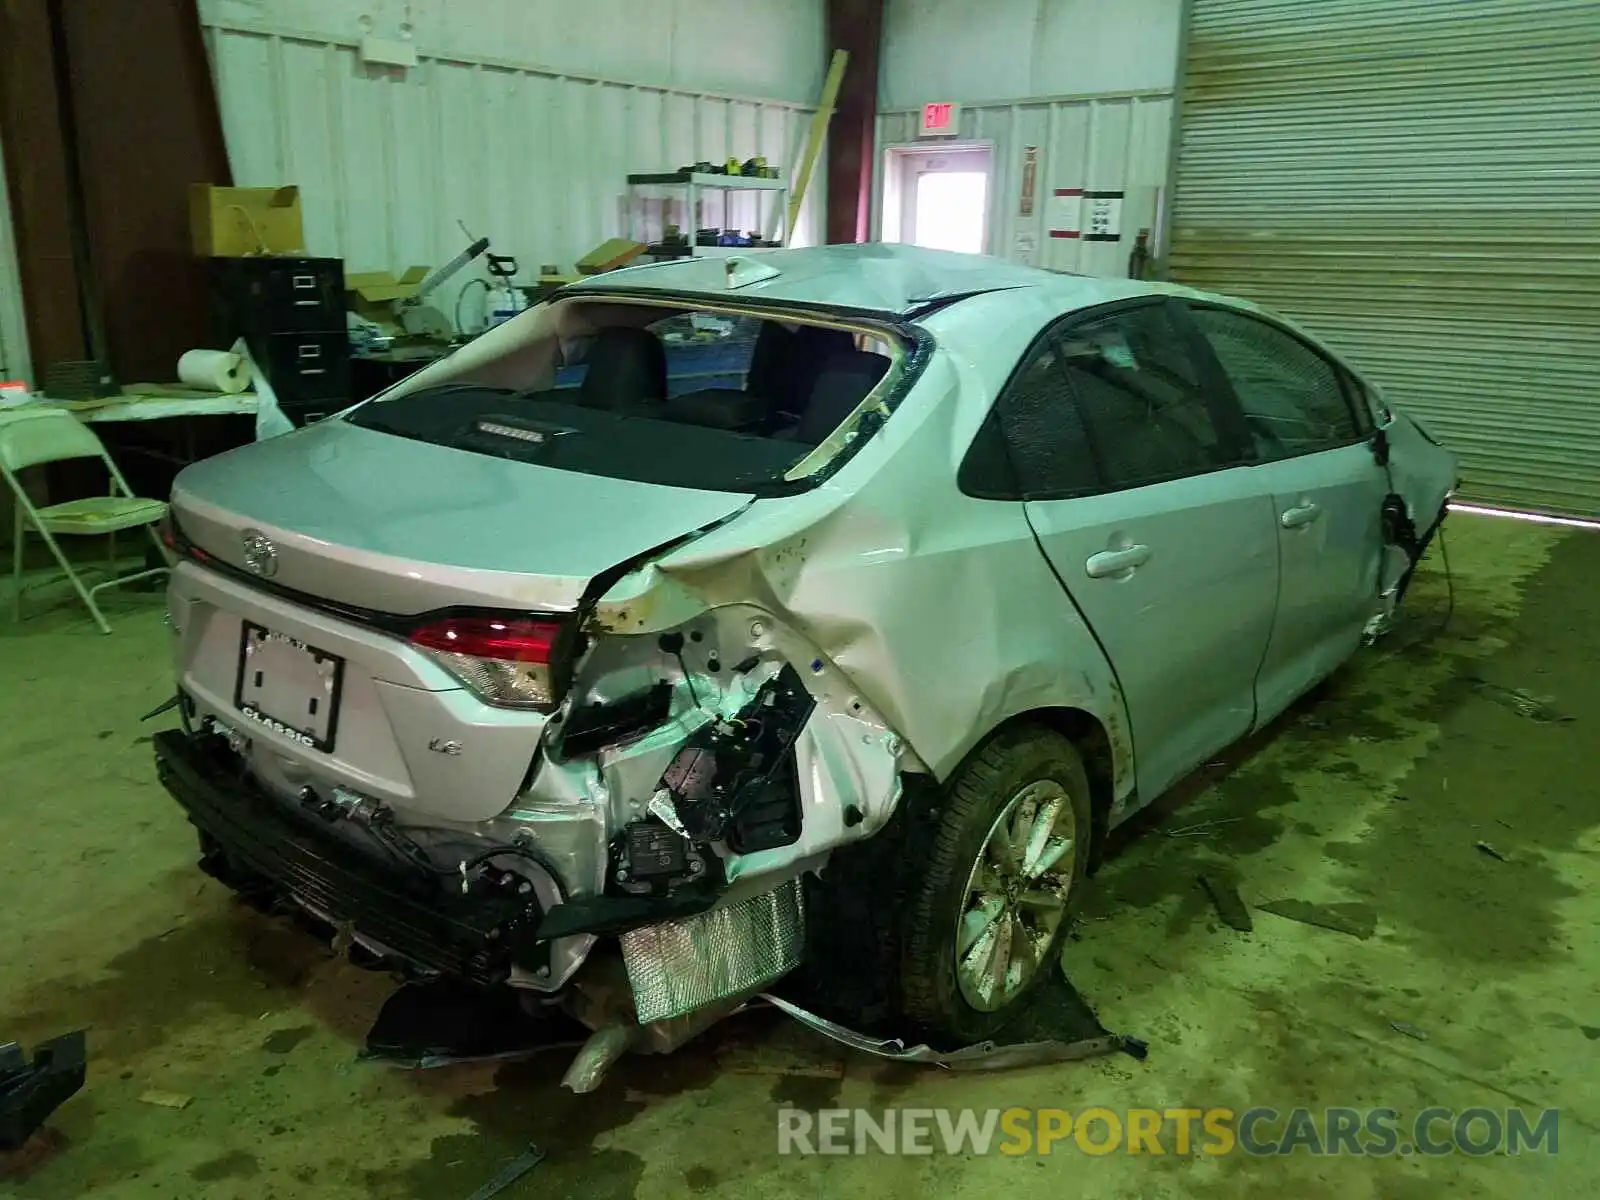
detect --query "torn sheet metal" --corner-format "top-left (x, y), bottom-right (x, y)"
top-left (759, 993), bottom-right (1147, 1071)
top-left (606, 345), bottom-right (1135, 793)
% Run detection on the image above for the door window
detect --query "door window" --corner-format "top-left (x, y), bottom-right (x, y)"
top-left (1056, 304), bottom-right (1247, 490)
top-left (1189, 306), bottom-right (1362, 459)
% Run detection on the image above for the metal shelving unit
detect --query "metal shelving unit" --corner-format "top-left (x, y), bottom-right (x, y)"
top-left (625, 172), bottom-right (788, 260)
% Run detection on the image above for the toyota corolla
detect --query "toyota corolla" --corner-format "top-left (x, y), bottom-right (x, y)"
top-left (152, 244), bottom-right (1456, 1080)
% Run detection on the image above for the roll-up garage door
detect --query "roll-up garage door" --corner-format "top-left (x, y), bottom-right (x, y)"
top-left (1168, 0), bottom-right (1600, 516)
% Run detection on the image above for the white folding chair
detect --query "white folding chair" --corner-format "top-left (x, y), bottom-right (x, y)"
top-left (0, 408), bottom-right (170, 634)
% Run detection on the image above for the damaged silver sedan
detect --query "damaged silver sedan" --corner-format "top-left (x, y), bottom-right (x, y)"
top-left (152, 244), bottom-right (1456, 1075)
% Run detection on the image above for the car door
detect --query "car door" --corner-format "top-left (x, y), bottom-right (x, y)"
top-left (1184, 303), bottom-right (1390, 727)
top-left (992, 300), bottom-right (1281, 804)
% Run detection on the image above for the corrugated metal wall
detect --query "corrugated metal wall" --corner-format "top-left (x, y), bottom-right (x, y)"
top-left (879, 0), bottom-right (1184, 108)
top-left (1170, 0), bottom-right (1600, 516)
top-left (876, 93), bottom-right (1173, 274)
top-left (199, 14), bottom-right (822, 318)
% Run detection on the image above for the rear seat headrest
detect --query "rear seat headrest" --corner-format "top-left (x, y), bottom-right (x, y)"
top-left (747, 323), bottom-right (858, 420)
top-left (578, 327), bottom-right (667, 411)
top-left (795, 350), bottom-right (891, 445)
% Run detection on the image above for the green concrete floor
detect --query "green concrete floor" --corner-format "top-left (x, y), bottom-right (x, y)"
top-left (2, 514), bottom-right (1596, 1197)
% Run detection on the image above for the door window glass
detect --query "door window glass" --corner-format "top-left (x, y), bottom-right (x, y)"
top-left (1057, 305), bottom-right (1244, 489)
top-left (1190, 306), bottom-right (1361, 459)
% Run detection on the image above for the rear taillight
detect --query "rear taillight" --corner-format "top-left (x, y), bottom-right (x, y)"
top-left (409, 616), bottom-right (568, 709)
top-left (161, 514), bottom-right (211, 563)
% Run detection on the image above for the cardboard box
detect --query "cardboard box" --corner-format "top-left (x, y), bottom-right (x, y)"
top-left (576, 238), bottom-right (647, 274)
top-left (191, 185), bottom-right (306, 257)
top-left (346, 267), bottom-right (433, 333)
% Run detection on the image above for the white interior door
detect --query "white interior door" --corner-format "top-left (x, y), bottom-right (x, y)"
top-left (891, 147), bottom-right (993, 255)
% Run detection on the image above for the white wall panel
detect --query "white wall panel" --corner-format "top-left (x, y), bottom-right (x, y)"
top-left (201, 0), bottom-right (824, 103)
top-left (876, 95), bottom-right (1173, 272)
top-left (880, 0), bottom-right (1184, 109)
top-left (199, 2), bottom-right (823, 322)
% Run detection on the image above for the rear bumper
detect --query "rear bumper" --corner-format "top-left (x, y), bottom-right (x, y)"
top-left (153, 730), bottom-right (548, 986)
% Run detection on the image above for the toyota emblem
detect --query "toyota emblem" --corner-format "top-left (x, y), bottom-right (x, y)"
top-left (241, 529), bottom-right (279, 578)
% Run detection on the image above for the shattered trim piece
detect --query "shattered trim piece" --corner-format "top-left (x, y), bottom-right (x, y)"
top-left (758, 993), bottom-right (1148, 1070)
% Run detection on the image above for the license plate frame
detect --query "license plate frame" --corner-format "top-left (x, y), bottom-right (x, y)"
top-left (233, 621), bottom-right (346, 752)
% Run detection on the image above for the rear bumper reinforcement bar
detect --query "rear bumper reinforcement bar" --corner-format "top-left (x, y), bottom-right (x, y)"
top-left (153, 731), bottom-right (546, 985)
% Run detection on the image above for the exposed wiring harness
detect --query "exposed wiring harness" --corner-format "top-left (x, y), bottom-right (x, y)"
top-left (364, 809), bottom-right (558, 892)
top-left (1380, 517), bottom-right (1455, 655)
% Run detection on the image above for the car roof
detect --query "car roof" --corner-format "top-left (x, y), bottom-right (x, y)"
top-left (561, 242), bottom-right (1198, 319)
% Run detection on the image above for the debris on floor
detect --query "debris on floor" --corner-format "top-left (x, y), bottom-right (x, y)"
top-left (1475, 840), bottom-right (1510, 862)
top-left (135, 1090), bottom-right (193, 1111)
top-left (1166, 817), bottom-right (1241, 839)
top-left (1467, 676), bottom-right (1572, 723)
top-left (1, 1032), bottom-right (87, 1152)
top-left (1256, 899), bottom-right (1377, 940)
top-left (1199, 874), bottom-right (1254, 932)
top-left (465, 1143), bottom-right (545, 1200)
top-left (1390, 1020), bottom-right (1429, 1041)
top-left (764, 969), bottom-right (1148, 1069)
top-left (360, 979), bottom-right (589, 1069)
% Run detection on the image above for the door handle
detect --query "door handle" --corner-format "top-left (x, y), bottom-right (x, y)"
top-left (1280, 502), bottom-right (1322, 529)
top-left (1085, 544), bottom-right (1151, 578)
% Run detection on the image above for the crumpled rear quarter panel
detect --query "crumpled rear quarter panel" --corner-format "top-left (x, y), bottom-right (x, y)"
top-left (629, 297), bottom-right (1134, 798)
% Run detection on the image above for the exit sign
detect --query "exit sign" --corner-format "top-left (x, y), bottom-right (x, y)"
top-left (920, 102), bottom-right (961, 137)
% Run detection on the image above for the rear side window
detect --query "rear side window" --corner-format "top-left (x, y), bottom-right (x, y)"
top-left (1057, 304), bottom-right (1246, 490)
top-left (1189, 306), bottom-right (1361, 459)
top-left (960, 341), bottom-right (1100, 499)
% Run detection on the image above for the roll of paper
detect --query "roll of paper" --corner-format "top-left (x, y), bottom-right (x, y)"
top-left (177, 348), bottom-right (251, 394)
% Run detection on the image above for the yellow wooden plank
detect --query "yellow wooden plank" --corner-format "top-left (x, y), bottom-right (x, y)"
top-left (783, 49), bottom-right (850, 244)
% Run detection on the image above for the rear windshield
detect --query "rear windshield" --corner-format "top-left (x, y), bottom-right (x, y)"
top-left (346, 307), bottom-right (899, 494)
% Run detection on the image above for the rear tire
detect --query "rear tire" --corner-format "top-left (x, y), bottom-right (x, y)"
top-left (900, 726), bottom-right (1092, 1043)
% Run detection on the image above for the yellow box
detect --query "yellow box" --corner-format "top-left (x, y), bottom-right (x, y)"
top-left (190, 185), bottom-right (305, 257)
top-left (345, 267), bottom-right (433, 332)
top-left (576, 238), bottom-right (647, 274)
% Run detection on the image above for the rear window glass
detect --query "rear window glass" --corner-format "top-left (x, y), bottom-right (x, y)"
top-left (347, 307), bottom-right (898, 494)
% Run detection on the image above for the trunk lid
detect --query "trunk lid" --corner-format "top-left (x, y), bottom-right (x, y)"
top-left (171, 420), bottom-right (753, 614)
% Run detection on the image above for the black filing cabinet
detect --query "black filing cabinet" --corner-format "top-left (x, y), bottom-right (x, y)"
top-left (209, 256), bottom-right (349, 426)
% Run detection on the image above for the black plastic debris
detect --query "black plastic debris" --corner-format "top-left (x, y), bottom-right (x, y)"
top-left (1, 1032), bottom-right (87, 1151)
top-left (1199, 874), bottom-right (1254, 932)
top-left (361, 980), bottom-right (588, 1069)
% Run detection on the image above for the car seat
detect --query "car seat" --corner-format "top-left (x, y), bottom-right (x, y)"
top-left (577, 327), bottom-right (667, 411)
top-left (791, 350), bottom-right (891, 445)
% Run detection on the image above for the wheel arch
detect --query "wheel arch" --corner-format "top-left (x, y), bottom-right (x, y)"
top-left (946, 705), bottom-right (1122, 867)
